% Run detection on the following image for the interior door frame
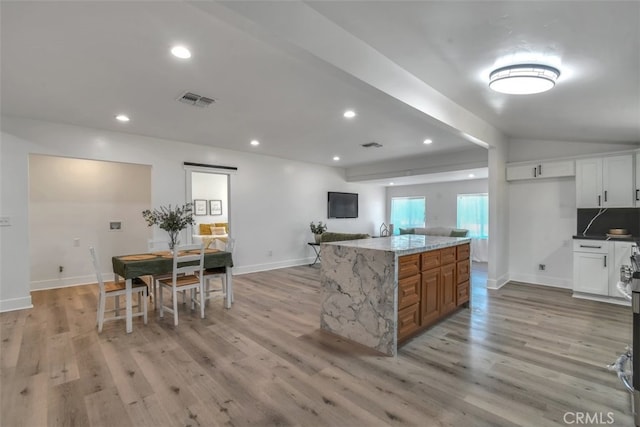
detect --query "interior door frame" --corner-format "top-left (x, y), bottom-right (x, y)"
top-left (184, 164), bottom-right (236, 244)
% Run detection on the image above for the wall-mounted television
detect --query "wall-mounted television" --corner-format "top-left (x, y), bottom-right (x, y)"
top-left (328, 192), bottom-right (358, 218)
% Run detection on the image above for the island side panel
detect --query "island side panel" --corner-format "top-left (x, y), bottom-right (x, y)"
top-left (320, 244), bottom-right (397, 356)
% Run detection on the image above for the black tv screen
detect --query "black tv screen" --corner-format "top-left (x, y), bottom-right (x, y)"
top-left (328, 192), bottom-right (358, 218)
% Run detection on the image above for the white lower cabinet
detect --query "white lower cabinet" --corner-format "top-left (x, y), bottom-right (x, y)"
top-left (573, 239), bottom-right (634, 300)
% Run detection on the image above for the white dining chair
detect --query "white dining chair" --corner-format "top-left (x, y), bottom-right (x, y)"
top-left (157, 244), bottom-right (206, 326)
top-left (197, 238), bottom-right (235, 308)
top-left (89, 246), bottom-right (147, 333)
top-left (146, 238), bottom-right (173, 308)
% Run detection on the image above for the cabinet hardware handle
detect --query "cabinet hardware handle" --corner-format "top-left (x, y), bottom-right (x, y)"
top-left (604, 255), bottom-right (607, 268)
top-left (636, 189), bottom-right (639, 201)
top-left (604, 190), bottom-right (607, 202)
top-left (580, 245), bottom-right (602, 249)
top-left (533, 167), bottom-right (537, 178)
top-left (538, 165), bottom-right (542, 176)
top-left (598, 195), bottom-right (601, 206)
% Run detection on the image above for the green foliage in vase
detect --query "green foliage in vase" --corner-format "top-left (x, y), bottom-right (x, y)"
top-left (309, 221), bottom-right (328, 234)
top-left (142, 203), bottom-right (195, 249)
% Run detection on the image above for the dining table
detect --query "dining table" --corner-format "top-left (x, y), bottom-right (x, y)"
top-left (112, 248), bottom-right (234, 333)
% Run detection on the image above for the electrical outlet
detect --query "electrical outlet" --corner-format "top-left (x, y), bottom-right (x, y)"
top-left (73, 238), bottom-right (80, 247)
top-left (267, 250), bottom-right (273, 257)
top-left (59, 265), bottom-right (64, 273)
top-left (538, 264), bottom-right (546, 271)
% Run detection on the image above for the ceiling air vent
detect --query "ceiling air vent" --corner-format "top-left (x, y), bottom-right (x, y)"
top-left (361, 142), bottom-right (383, 148)
top-left (178, 92), bottom-right (215, 108)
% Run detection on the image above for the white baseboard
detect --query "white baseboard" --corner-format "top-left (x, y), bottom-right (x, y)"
top-left (233, 257), bottom-right (316, 275)
top-left (572, 292), bottom-right (631, 306)
top-left (30, 274), bottom-right (106, 291)
top-left (486, 272), bottom-right (509, 290)
top-left (508, 273), bottom-right (572, 289)
top-left (0, 296), bottom-right (33, 313)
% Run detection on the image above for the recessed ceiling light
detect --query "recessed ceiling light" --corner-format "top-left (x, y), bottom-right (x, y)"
top-left (489, 64), bottom-right (560, 95)
top-left (468, 174), bottom-right (475, 178)
top-left (423, 139), bottom-right (433, 145)
top-left (171, 45), bottom-right (191, 59)
top-left (250, 139), bottom-right (260, 146)
top-left (115, 114), bottom-right (130, 122)
top-left (389, 182), bottom-right (394, 186)
top-left (333, 156), bottom-right (340, 161)
top-left (343, 110), bottom-right (356, 119)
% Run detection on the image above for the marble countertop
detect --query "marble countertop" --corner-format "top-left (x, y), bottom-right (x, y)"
top-left (324, 235), bottom-right (471, 255)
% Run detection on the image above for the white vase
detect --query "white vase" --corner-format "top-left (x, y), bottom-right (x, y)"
top-left (314, 234), bottom-right (322, 243)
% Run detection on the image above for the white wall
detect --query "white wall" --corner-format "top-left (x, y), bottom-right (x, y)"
top-left (508, 178), bottom-right (576, 288)
top-left (29, 155), bottom-right (151, 290)
top-left (386, 178), bottom-right (488, 228)
top-left (0, 117), bottom-right (385, 311)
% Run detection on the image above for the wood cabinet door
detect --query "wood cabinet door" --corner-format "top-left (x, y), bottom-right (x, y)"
top-left (457, 260), bottom-right (470, 284)
top-left (421, 269), bottom-right (440, 326)
top-left (398, 254), bottom-right (420, 279)
top-left (421, 251), bottom-right (440, 271)
top-left (440, 264), bottom-right (456, 315)
top-left (440, 247), bottom-right (456, 265)
top-left (398, 303), bottom-right (420, 342)
top-left (456, 243), bottom-right (470, 261)
top-left (398, 274), bottom-right (420, 309)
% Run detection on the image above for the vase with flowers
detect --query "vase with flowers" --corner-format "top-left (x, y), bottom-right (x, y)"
top-left (310, 221), bottom-right (327, 243)
top-left (142, 203), bottom-right (195, 251)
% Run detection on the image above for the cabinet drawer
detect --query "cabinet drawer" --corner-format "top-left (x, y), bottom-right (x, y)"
top-left (421, 251), bottom-right (440, 271)
top-left (457, 281), bottom-right (470, 305)
top-left (398, 254), bottom-right (420, 279)
top-left (457, 260), bottom-right (470, 284)
top-left (457, 243), bottom-right (470, 261)
top-left (398, 275), bottom-right (420, 309)
top-left (441, 247), bottom-right (456, 265)
top-left (573, 240), bottom-right (609, 254)
top-left (398, 302), bottom-right (420, 341)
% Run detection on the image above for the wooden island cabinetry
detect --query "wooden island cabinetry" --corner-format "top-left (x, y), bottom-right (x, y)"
top-left (398, 243), bottom-right (471, 343)
top-left (321, 235), bottom-right (472, 356)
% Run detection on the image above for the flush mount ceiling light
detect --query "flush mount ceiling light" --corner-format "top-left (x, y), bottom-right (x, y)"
top-left (489, 64), bottom-right (560, 95)
top-left (171, 45), bottom-right (191, 59)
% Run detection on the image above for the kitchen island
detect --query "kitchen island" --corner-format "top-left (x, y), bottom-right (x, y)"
top-left (320, 235), bottom-right (471, 356)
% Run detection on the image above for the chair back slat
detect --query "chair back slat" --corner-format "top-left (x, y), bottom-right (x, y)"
top-left (89, 246), bottom-right (106, 292)
top-left (172, 244), bottom-right (204, 280)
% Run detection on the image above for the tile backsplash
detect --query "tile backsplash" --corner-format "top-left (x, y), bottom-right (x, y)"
top-left (577, 208), bottom-right (640, 236)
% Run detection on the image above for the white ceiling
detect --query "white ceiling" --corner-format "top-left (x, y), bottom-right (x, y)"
top-left (1, 1), bottom-right (639, 181)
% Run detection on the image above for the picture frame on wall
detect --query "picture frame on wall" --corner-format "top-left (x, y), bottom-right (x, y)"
top-left (209, 199), bottom-right (222, 216)
top-left (193, 199), bottom-right (207, 216)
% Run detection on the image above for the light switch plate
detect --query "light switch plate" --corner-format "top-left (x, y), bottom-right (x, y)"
top-left (0, 217), bottom-right (10, 226)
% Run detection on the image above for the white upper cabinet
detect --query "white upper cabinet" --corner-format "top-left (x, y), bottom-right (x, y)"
top-left (506, 160), bottom-right (575, 181)
top-left (576, 155), bottom-right (634, 208)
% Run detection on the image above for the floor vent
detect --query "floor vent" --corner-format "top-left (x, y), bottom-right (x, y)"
top-left (178, 92), bottom-right (215, 108)
top-left (361, 142), bottom-right (383, 148)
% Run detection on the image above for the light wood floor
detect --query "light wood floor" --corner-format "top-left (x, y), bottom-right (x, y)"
top-left (1, 264), bottom-right (634, 426)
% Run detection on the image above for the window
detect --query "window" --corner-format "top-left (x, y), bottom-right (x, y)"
top-left (390, 197), bottom-right (425, 233)
top-left (457, 193), bottom-right (488, 239)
